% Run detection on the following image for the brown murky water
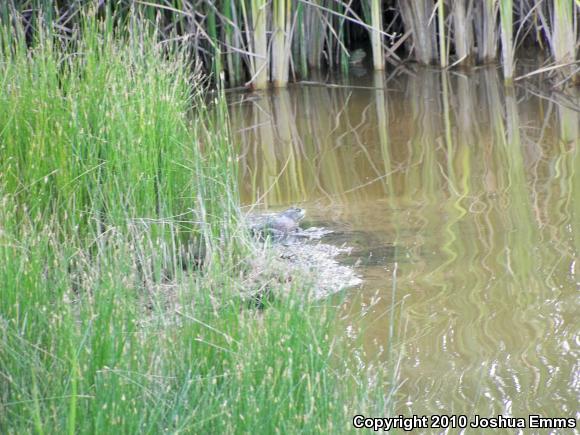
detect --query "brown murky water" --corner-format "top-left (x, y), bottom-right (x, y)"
top-left (229, 67), bottom-right (579, 427)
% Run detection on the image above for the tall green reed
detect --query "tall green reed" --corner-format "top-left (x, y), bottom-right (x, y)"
top-left (6, 0), bottom-right (579, 88)
top-left (0, 13), bottom-right (246, 263)
top-left (0, 11), bottom-right (392, 433)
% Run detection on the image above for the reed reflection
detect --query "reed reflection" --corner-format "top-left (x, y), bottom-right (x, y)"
top-left (230, 69), bottom-right (579, 418)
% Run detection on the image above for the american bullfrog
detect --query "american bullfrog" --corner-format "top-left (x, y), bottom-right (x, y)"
top-left (348, 48), bottom-right (367, 65)
top-left (249, 207), bottom-right (306, 241)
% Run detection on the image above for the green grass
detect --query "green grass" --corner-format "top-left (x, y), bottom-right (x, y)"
top-left (0, 14), bottom-right (390, 434)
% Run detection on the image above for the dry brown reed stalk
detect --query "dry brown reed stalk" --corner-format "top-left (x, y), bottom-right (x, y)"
top-left (398, 0), bottom-right (438, 65)
top-left (370, 0), bottom-right (385, 69)
top-left (248, 0), bottom-right (269, 88)
top-left (550, 0), bottom-right (578, 84)
top-left (452, 0), bottom-right (475, 66)
top-left (5, 0), bottom-right (579, 88)
top-left (499, 0), bottom-right (515, 83)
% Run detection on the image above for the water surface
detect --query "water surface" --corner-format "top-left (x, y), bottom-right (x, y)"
top-left (229, 67), bottom-right (579, 427)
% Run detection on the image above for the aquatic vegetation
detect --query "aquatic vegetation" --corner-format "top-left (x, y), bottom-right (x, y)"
top-left (1, 1), bottom-right (577, 432)
top-left (0, 12), bottom-right (392, 434)
top-left (5, 1), bottom-right (578, 87)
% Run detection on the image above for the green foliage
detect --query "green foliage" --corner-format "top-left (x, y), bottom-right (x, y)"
top-left (0, 12), bottom-right (389, 434)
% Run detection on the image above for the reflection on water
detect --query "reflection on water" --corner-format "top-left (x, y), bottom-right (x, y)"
top-left (229, 68), bottom-right (579, 421)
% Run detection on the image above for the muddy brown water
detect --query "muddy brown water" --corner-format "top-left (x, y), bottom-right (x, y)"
top-left (229, 67), bottom-right (579, 426)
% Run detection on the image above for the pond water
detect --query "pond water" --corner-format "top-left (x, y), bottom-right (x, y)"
top-left (229, 67), bottom-right (579, 426)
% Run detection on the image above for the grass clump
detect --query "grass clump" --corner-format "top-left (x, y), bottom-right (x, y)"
top-left (0, 13), bottom-right (390, 434)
